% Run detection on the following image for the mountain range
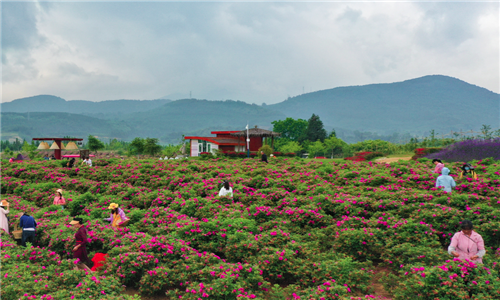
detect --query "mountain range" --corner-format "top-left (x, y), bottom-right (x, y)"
top-left (2, 75), bottom-right (499, 144)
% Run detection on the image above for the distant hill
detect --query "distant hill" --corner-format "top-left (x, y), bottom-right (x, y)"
top-left (269, 75), bottom-right (500, 135)
top-left (0, 112), bottom-right (128, 140)
top-left (1, 99), bottom-right (285, 142)
top-left (2, 75), bottom-right (498, 143)
top-left (118, 99), bottom-right (286, 142)
top-left (1, 95), bottom-right (171, 118)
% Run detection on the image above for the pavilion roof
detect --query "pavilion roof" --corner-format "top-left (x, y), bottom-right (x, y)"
top-left (230, 126), bottom-right (281, 137)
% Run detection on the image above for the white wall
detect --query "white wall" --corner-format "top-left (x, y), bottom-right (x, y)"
top-left (190, 140), bottom-right (199, 157)
top-left (211, 143), bottom-right (219, 154)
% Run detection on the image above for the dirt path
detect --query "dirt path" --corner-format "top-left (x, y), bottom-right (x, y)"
top-left (368, 267), bottom-right (394, 299)
top-left (375, 156), bottom-right (412, 163)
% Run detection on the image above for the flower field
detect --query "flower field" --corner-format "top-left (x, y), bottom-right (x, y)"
top-left (1, 157), bottom-right (500, 299)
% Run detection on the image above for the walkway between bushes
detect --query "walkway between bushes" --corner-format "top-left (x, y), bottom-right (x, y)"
top-left (374, 156), bottom-right (412, 163)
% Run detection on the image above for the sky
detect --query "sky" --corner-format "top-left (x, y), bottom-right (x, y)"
top-left (2, 1), bottom-right (499, 104)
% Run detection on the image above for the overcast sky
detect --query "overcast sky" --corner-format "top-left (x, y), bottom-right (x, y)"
top-left (2, 1), bottom-right (499, 104)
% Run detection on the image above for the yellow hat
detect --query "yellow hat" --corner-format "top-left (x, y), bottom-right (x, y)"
top-left (108, 203), bottom-right (119, 209)
top-left (1, 200), bottom-right (9, 206)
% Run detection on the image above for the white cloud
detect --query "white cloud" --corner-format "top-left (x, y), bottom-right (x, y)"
top-left (2, 2), bottom-right (498, 103)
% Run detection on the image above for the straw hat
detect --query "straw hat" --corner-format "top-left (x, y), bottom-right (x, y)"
top-left (69, 217), bottom-right (83, 225)
top-left (1, 200), bottom-right (9, 206)
top-left (56, 189), bottom-right (63, 194)
top-left (108, 203), bottom-right (119, 209)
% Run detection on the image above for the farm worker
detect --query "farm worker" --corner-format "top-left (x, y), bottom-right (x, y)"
top-left (261, 151), bottom-right (268, 163)
top-left (432, 159), bottom-right (445, 174)
top-left (20, 211), bottom-right (37, 247)
top-left (53, 189), bottom-right (66, 209)
top-left (70, 217), bottom-right (91, 268)
top-left (435, 167), bottom-right (456, 193)
top-left (67, 157), bottom-right (76, 168)
top-left (103, 203), bottom-right (129, 228)
top-left (0, 201), bottom-right (10, 234)
top-left (9, 157), bottom-right (14, 163)
top-left (448, 220), bottom-right (485, 263)
top-left (459, 163), bottom-right (478, 180)
top-left (218, 180), bottom-right (233, 198)
top-left (81, 156), bottom-right (92, 166)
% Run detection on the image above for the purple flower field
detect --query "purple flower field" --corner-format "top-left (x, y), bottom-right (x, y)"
top-left (426, 139), bottom-right (500, 162)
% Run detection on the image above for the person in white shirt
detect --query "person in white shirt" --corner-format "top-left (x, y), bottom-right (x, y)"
top-left (218, 181), bottom-right (233, 198)
top-left (81, 157), bottom-right (92, 167)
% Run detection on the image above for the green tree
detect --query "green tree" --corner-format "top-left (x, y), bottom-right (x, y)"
top-left (308, 140), bottom-right (325, 158)
top-left (87, 135), bottom-right (105, 153)
top-left (130, 137), bottom-right (145, 155)
top-left (272, 118), bottom-right (308, 141)
top-left (22, 141), bottom-right (36, 152)
top-left (300, 114), bottom-right (327, 143)
top-left (324, 136), bottom-right (346, 158)
top-left (258, 145), bottom-right (273, 156)
top-left (143, 138), bottom-right (162, 156)
top-left (480, 124), bottom-right (493, 140)
top-left (278, 141), bottom-right (302, 154)
top-left (163, 144), bottom-right (182, 159)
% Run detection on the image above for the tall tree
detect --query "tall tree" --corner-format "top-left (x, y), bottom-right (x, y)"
top-left (87, 135), bottom-right (105, 154)
top-left (278, 141), bottom-right (303, 154)
top-left (300, 114), bottom-right (327, 143)
top-left (324, 136), bottom-right (345, 158)
top-left (271, 118), bottom-right (308, 141)
top-left (130, 137), bottom-right (145, 155)
top-left (308, 140), bottom-right (325, 158)
top-left (143, 138), bottom-right (162, 156)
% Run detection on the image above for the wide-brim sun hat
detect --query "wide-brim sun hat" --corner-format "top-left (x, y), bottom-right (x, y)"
top-left (69, 217), bottom-right (83, 225)
top-left (56, 189), bottom-right (63, 194)
top-left (108, 203), bottom-right (119, 209)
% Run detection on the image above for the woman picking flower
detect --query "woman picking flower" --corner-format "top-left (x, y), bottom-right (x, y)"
top-left (103, 203), bottom-right (129, 228)
top-left (53, 189), bottom-right (66, 209)
top-left (70, 217), bottom-right (92, 269)
top-left (218, 180), bottom-right (233, 198)
top-left (459, 163), bottom-right (478, 180)
top-left (448, 220), bottom-right (485, 263)
top-left (0, 201), bottom-right (10, 234)
top-left (432, 159), bottom-right (445, 174)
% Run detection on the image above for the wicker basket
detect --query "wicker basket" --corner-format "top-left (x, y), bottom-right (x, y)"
top-left (12, 223), bottom-right (22, 240)
top-left (117, 219), bottom-right (130, 228)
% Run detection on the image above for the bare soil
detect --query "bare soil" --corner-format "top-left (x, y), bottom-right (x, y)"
top-left (375, 157), bottom-right (412, 163)
top-left (367, 266), bottom-right (394, 299)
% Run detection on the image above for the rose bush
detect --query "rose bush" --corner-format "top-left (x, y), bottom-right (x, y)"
top-left (0, 156), bottom-right (499, 299)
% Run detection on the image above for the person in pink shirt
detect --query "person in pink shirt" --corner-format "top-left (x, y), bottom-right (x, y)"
top-left (448, 220), bottom-right (485, 264)
top-left (432, 159), bottom-right (445, 174)
top-left (53, 189), bottom-right (66, 209)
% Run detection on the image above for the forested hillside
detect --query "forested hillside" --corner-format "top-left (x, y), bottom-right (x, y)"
top-left (2, 75), bottom-right (498, 143)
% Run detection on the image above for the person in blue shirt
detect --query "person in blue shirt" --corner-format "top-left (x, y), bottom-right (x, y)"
top-left (20, 212), bottom-right (37, 247)
top-left (435, 167), bottom-right (457, 193)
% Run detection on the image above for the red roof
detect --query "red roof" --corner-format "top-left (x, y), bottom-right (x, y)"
top-left (184, 136), bottom-right (244, 146)
top-left (210, 131), bottom-right (240, 134)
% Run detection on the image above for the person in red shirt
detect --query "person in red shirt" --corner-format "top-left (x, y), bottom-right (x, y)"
top-left (70, 217), bottom-right (91, 269)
